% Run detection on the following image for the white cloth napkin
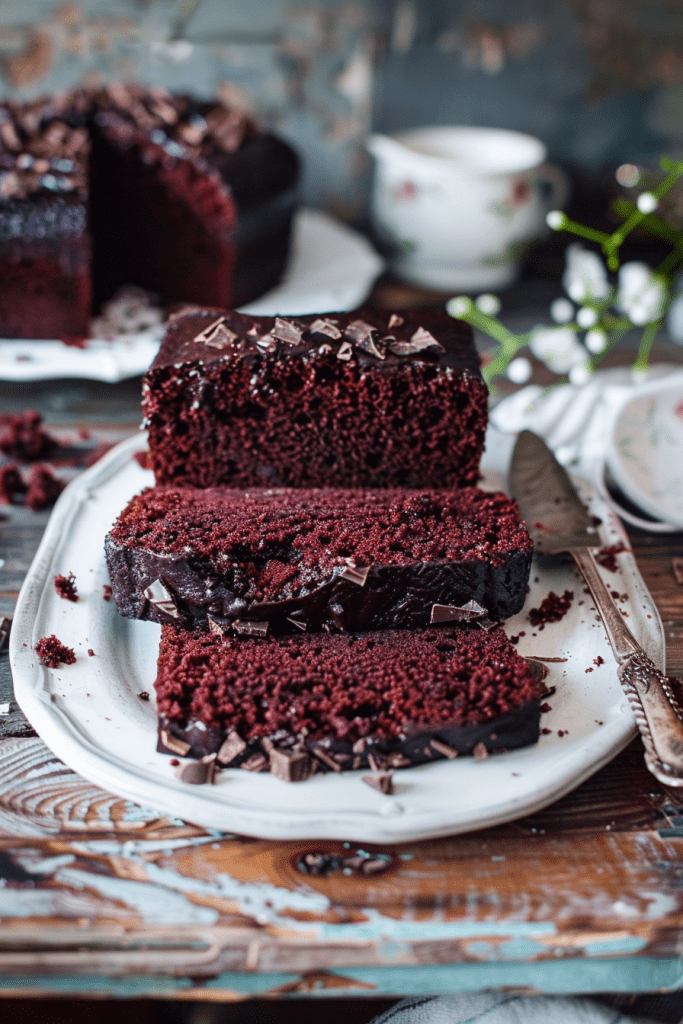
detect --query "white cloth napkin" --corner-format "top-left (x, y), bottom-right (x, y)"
top-left (369, 994), bottom-right (661, 1024)
top-left (488, 364), bottom-right (683, 529)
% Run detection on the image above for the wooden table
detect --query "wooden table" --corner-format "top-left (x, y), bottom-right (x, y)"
top-left (2, 354), bottom-right (683, 1003)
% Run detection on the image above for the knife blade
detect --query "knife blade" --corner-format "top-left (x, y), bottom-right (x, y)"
top-left (509, 429), bottom-right (683, 787)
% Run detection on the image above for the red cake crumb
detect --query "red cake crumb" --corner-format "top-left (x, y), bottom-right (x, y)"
top-left (24, 464), bottom-right (64, 511)
top-left (528, 590), bottom-right (574, 630)
top-left (0, 410), bottom-right (58, 461)
top-left (35, 635), bottom-right (76, 668)
top-left (54, 572), bottom-right (78, 602)
top-left (60, 336), bottom-right (88, 349)
top-left (595, 544), bottom-right (626, 572)
top-left (0, 463), bottom-right (27, 504)
top-left (594, 656), bottom-right (604, 666)
top-left (88, 649), bottom-right (95, 657)
top-left (133, 450), bottom-right (152, 470)
top-left (103, 584), bottom-right (113, 601)
top-left (138, 691), bottom-right (150, 701)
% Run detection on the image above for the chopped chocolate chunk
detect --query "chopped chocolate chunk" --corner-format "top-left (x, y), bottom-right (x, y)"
top-left (352, 737), bottom-right (367, 754)
top-left (272, 317), bottom-right (305, 346)
top-left (216, 730), bottom-right (247, 765)
top-left (388, 314), bottom-right (404, 329)
top-left (387, 751), bottom-right (411, 768)
top-left (337, 341), bottom-right (353, 361)
top-left (143, 579), bottom-right (180, 620)
top-left (54, 572), bottom-right (78, 602)
top-left (204, 324), bottom-right (239, 349)
top-left (361, 857), bottom-right (392, 876)
top-left (240, 752), bottom-right (268, 772)
top-left (430, 600), bottom-right (486, 624)
top-left (309, 317), bottom-right (342, 340)
top-left (367, 751), bottom-right (388, 771)
top-left (472, 741), bottom-right (489, 759)
top-left (138, 691), bottom-right (150, 700)
top-left (524, 658), bottom-right (550, 683)
top-left (255, 334), bottom-right (276, 351)
top-left (193, 317), bottom-right (227, 344)
top-left (362, 772), bottom-right (394, 794)
top-left (339, 563), bottom-right (370, 587)
top-left (430, 738), bottom-right (459, 759)
top-left (207, 614), bottom-right (229, 636)
top-left (35, 635), bottom-right (75, 668)
top-left (0, 617), bottom-right (12, 651)
top-left (269, 746), bottom-right (312, 782)
top-left (175, 759), bottom-right (214, 785)
top-left (159, 729), bottom-right (191, 757)
top-left (673, 557), bottom-right (683, 587)
top-left (233, 619), bottom-right (269, 637)
top-left (358, 335), bottom-right (387, 360)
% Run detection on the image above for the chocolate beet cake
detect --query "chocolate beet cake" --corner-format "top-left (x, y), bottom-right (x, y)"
top-left (105, 485), bottom-right (533, 631)
top-left (0, 84), bottom-right (299, 339)
top-left (155, 623), bottom-right (543, 777)
top-left (142, 307), bottom-right (487, 489)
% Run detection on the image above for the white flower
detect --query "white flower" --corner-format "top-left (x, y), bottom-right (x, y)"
top-left (529, 325), bottom-right (588, 374)
top-left (637, 192), bottom-right (658, 214)
top-left (546, 210), bottom-right (564, 230)
top-left (550, 297), bottom-right (574, 324)
top-left (562, 244), bottom-right (611, 303)
top-left (616, 262), bottom-right (667, 324)
top-left (585, 328), bottom-right (608, 354)
top-left (506, 357), bottom-right (532, 384)
top-left (576, 306), bottom-right (598, 328)
top-left (568, 362), bottom-right (592, 386)
top-left (475, 293), bottom-right (501, 316)
top-left (446, 296), bottom-right (472, 318)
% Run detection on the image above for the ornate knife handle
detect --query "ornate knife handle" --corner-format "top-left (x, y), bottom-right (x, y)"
top-left (572, 550), bottom-right (683, 787)
top-left (618, 652), bottom-right (683, 786)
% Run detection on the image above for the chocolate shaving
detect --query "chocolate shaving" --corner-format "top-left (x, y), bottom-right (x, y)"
top-left (472, 741), bottom-right (489, 760)
top-left (143, 579), bottom-right (180, 620)
top-left (386, 751), bottom-right (411, 768)
top-left (0, 616), bottom-right (12, 652)
top-left (269, 747), bottom-right (312, 782)
top-left (207, 614), bottom-right (229, 636)
top-left (309, 317), bottom-right (342, 340)
top-left (175, 757), bottom-right (215, 785)
top-left (430, 738), bottom-right (459, 760)
top-left (344, 319), bottom-right (376, 345)
top-left (673, 557), bottom-right (683, 586)
top-left (367, 751), bottom-right (388, 771)
top-left (337, 341), bottom-right (353, 361)
top-left (352, 738), bottom-right (367, 754)
top-left (286, 616), bottom-right (307, 631)
top-left (388, 314), bottom-right (404, 329)
top-left (340, 562), bottom-right (370, 587)
top-left (255, 334), bottom-right (276, 351)
top-left (203, 323), bottom-right (238, 349)
top-left (361, 857), bottom-right (392, 876)
top-left (526, 656), bottom-right (568, 662)
top-left (431, 600), bottom-right (486, 624)
top-left (311, 747), bottom-right (342, 772)
top-left (389, 326), bottom-right (444, 356)
top-left (362, 772), bottom-right (394, 794)
top-left (272, 317), bottom-right (305, 345)
top-left (233, 619), bottom-right (269, 637)
top-left (193, 317), bottom-right (227, 345)
top-left (160, 730), bottom-right (191, 757)
top-left (524, 659), bottom-right (550, 683)
top-left (240, 752), bottom-right (268, 772)
top-left (216, 730), bottom-right (247, 765)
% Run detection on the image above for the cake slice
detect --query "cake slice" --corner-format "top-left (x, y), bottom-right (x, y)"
top-left (105, 485), bottom-right (533, 632)
top-left (142, 307), bottom-right (488, 490)
top-left (155, 623), bottom-right (543, 777)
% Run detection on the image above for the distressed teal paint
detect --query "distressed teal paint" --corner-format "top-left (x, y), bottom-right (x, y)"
top-left (0, 958), bottom-right (682, 998)
top-left (465, 937), bottom-right (549, 961)
top-left (583, 936), bottom-right (648, 956)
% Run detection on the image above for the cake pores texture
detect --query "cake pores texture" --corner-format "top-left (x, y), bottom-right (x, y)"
top-left (143, 307), bottom-right (488, 490)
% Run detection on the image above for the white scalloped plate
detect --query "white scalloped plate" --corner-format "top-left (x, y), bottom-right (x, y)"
top-left (0, 210), bottom-right (384, 383)
top-left (10, 427), bottom-right (664, 841)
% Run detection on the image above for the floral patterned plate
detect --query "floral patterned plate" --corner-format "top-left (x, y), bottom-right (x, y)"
top-left (606, 372), bottom-right (683, 529)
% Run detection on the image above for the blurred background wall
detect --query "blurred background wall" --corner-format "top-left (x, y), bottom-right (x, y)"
top-left (2, 0), bottom-right (683, 219)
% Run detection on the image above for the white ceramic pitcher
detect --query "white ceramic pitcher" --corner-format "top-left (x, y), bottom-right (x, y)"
top-left (367, 126), bottom-right (568, 292)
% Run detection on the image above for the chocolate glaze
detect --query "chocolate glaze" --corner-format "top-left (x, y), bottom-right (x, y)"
top-left (105, 537), bottom-right (532, 630)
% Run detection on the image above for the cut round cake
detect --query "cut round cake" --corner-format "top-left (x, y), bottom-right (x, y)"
top-left (105, 485), bottom-right (533, 631)
top-left (142, 307), bottom-right (487, 489)
top-left (155, 623), bottom-right (543, 778)
top-left (0, 84), bottom-right (300, 339)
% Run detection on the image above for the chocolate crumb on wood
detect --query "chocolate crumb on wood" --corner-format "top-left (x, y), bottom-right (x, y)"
top-left (362, 772), bottom-right (394, 794)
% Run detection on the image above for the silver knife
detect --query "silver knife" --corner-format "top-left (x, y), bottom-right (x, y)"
top-left (509, 429), bottom-right (683, 787)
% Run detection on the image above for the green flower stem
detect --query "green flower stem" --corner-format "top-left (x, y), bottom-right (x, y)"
top-left (554, 217), bottom-right (612, 247)
top-left (634, 320), bottom-right (661, 371)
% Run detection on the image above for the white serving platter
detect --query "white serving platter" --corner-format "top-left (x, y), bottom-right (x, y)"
top-left (0, 209), bottom-right (384, 383)
top-left (10, 427), bottom-right (664, 842)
